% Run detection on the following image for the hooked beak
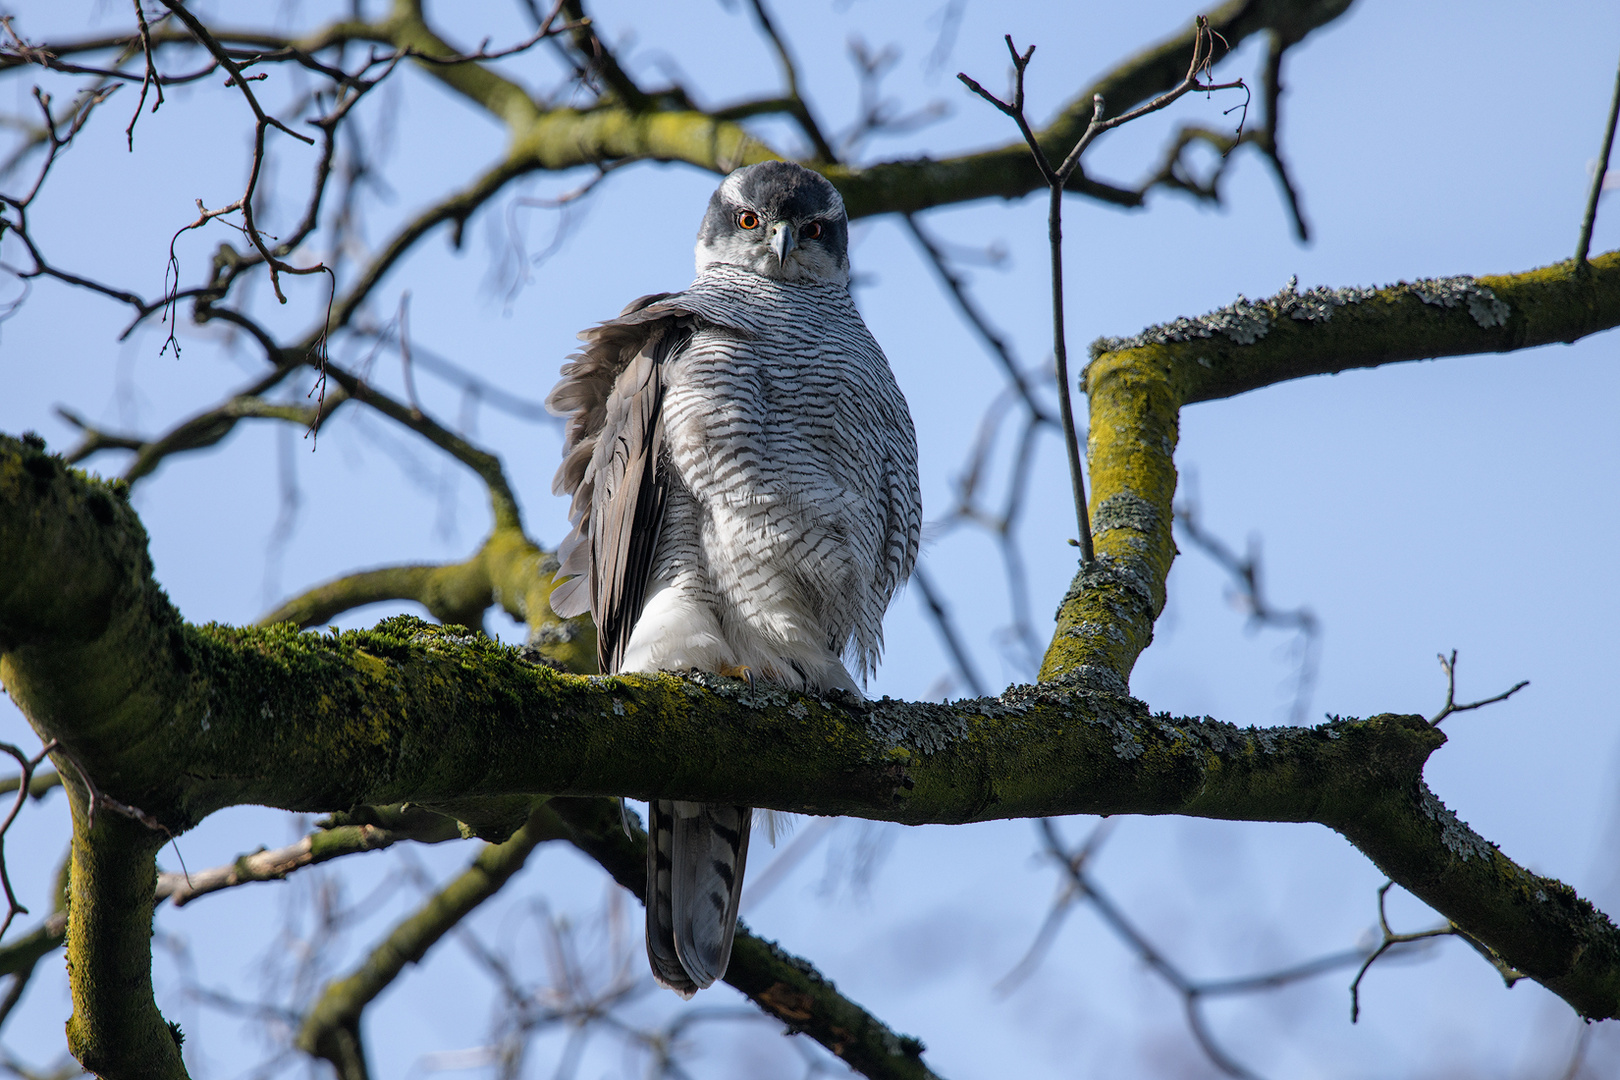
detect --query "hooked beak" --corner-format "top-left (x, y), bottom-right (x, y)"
top-left (769, 221), bottom-right (796, 266)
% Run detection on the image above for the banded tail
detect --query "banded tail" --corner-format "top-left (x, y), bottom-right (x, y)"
top-left (645, 800), bottom-right (751, 995)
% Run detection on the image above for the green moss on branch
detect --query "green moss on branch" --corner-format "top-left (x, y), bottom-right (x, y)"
top-left (259, 525), bottom-right (596, 672)
top-left (1045, 250), bottom-right (1620, 689)
top-left (62, 786), bottom-right (185, 1079)
top-left (1087, 252), bottom-right (1620, 406)
top-left (8, 246), bottom-right (1620, 1039)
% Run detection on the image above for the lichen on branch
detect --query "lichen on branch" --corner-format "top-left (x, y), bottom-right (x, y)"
top-left (5, 430), bottom-right (1620, 1023)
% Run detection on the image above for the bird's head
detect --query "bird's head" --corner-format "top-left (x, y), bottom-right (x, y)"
top-left (695, 161), bottom-right (849, 285)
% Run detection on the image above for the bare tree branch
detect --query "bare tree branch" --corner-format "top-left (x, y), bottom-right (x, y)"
top-left (959, 21), bottom-right (1248, 564)
top-left (297, 801), bottom-right (563, 1075)
top-left (744, 0), bottom-right (837, 162)
top-left (1576, 41), bottom-right (1620, 263)
top-left (1428, 650), bottom-right (1530, 728)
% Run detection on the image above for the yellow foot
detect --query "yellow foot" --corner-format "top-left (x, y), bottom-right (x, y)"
top-left (719, 664), bottom-right (755, 689)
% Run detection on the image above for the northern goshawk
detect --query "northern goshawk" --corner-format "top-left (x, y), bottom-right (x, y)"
top-left (547, 161), bottom-right (921, 995)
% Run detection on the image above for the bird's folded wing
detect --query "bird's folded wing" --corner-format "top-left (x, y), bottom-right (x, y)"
top-left (546, 294), bottom-right (692, 673)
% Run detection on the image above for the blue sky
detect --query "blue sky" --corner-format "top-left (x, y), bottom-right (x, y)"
top-left (2, 1), bottom-right (1619, 1077)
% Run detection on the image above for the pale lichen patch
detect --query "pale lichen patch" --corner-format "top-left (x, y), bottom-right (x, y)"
top-left (1407, 275), bottom-right (1511, 329)
top-left (1090, 276), bottom-right (1379, 358)
top-left (860, 697), bottom-right (967, 756)
top-left (1419, 787), bottom-right (1497, 862)
top-left (1274, 275), bottom-right (1377, 322)
top-left (1093, 294), bottom-right (1273, 354)
top-left (1092, 491), bottom-right (1160, 535)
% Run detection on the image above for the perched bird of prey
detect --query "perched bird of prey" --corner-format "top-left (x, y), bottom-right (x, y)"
top-left (546, 161), bottom-right (921, 995)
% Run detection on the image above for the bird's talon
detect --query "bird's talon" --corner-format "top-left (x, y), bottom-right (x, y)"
top-left (719, 664), bottom-right (754, 689)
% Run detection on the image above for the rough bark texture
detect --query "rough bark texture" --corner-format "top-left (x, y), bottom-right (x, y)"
top-left (5, 421), bottom-right (1620, 1035)
top-left (1040, 252), bottom-right (1620, 683)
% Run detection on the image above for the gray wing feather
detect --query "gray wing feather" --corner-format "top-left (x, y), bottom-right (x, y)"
top-left (547, 294), bottom-right (692, 672)
top-left (553, 299), bottom-right (755, 994)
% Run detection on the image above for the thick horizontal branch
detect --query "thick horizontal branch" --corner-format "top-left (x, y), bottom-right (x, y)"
top-left (260, 524), bottom-right (596, 671)
top-left (1087, 251), bottom-right (1620, 405)
top-left (3, 431), bottom-right (1618, 1021)
top-left (158, 807), bottom-right (461, 907)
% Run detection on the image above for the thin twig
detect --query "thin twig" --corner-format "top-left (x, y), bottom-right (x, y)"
top-left (902, 213), bottom-right (1052, 425)
top-left (1429, 650), bottom-right (1529, 727)
top-left (54, 745), bottom-right (171, 836)
top-left (1011, 821), bottom-right (1457, 1079)
top-left (744, 0), bottom-right (836, 162)
top-left (1348, 882), bottom-right (1455, 1022)
top-left (912, 565), bottom-right (988, 698)
top-left (397, 291), bottom-right (423, 419)
top-left (1175, 491), bottom-right (1320, 724)
top-left (958, 22), bottom-right (1245, 562)
top-left (1258, 32), bottom-right (1308, 242)
top-left (0, 739), bottom-right (56, 940)
top-left (406, 0), bottom-right (573, 66)
top-left (1576, 41), bottom-right (1620, 264)
top-left (124, 1), bottom-right (166, 149)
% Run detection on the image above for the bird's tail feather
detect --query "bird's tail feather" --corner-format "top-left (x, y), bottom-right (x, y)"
top-left (645, 799), bottom-right (698, 996)
top-left (646, 799), bottom-right (750, 993)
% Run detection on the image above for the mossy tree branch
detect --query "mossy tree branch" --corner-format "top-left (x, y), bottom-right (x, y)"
top-left (5, 433), bottom-right (1620, 1036)
top-left (7, 2), bottom-right (1620, 1071)
top-left (60, 784), bottom-right (184, 1078)
top-left (1041, 250), bottom-right (1620, 688)
top-left (1157, 253), bottom-right (1620, 405)
top-left (256, 524), bottom-right (596, 674)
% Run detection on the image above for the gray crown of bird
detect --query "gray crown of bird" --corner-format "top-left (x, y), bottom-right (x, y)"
top-left (546, 160), bottom-right (922, 995)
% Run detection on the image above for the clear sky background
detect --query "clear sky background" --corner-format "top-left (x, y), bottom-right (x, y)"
top-left (2, 1), bottom-right (1619, 1077)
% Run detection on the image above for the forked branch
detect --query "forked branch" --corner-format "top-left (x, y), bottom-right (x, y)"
top-left (1428, 650), bottom-right (1529, 727)
top-left (959, 18), bottom-right (1248, 564)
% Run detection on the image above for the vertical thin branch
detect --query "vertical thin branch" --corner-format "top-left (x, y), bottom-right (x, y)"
top-left (912, 565), bottom-right (988, 697)
top-left (1045, 181), bottom-right (1093, 562)
top-left (959, 23), bottom-right (1244, 564)
top-left (125, 1), bottom-right (166, 150)
top-left (744, 0), bottom-right (837, 162)
top-left (398, 290), bottom-right (423, 419)
top-left (1576, 42), bottom-right (1620, 265)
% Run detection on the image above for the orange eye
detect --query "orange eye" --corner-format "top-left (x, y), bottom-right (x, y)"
top-left (737, 211), bottom-right (760, 230)
top-left (800, 221), bottom-right (823, 240)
